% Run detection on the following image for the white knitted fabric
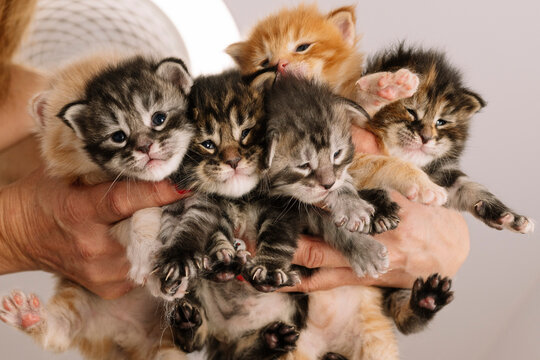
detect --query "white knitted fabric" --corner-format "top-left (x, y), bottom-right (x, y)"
top-left (16, 0), bottom-right (190, 71)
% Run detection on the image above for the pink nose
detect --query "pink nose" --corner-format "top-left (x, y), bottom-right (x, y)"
top-left (277, 59), bottom-right (288, 74)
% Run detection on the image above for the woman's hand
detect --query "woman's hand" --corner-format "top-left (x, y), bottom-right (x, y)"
top-left (0, 168), bottom-right (186, 299)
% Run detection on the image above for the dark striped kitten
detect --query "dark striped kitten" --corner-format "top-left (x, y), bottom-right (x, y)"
top-left (361, 44), bottom-right (533, 233)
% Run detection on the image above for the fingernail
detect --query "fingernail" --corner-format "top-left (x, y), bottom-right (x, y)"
top-left (174, 184), bottom-right (191, 195)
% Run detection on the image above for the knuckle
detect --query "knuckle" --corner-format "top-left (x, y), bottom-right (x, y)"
top-left (303, 243), bottom-right (325, 269)
top-left (107, 192), bottom-right (129, 219)
top-left (63, 192), bottom-right (88, 224)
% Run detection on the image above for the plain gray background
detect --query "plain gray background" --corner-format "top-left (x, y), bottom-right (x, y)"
top-left (1, 0), bottom-right (539, 359)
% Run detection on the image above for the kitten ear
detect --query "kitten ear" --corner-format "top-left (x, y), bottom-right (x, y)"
top-left (265, 130), bottom-right (279, 169)
top-left (156, 58), bottom-right (193, 94)
top-left (244, 67), bottom-right (278, 90)
top-left (327, 6), bottom-right (356, 47)
top-left (57, 101), bottom-right (88, 139)
top-left (30, 91), bottom-right (51, 128)
top-left (338, 97), bottom-right (371, 125)
top-left (225, 42), bottom-right (246, 66)
top-left (461, 89), bottom-right (486, 116)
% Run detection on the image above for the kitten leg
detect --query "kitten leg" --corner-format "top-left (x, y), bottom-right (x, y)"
top-left (447, 175), bottom-right (534, 233)
top-left (315, 215), bottom-right (389, 278)
top-left (384, 274), bottom-right (454, 334)
top-left (349, 153), bottom-right (448, 206)
top-left (355, 69), bottom-right (419, 118)
top-left (153, 197), bottom-right (225, 299)
top-left (244, 207), bottom-right (301, 292)
top-left (357, 188), bottom-right (401, 234)
top-left (322, 180), bottom-right (375, 232)
top-left (0, 286), bottom-right (86, 352)
top-left (169, 296), bottom-right (208, 353)
top-left (203, 233), bottom-right (247, 283)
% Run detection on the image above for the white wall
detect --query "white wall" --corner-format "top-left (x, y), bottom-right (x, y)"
top-left (2, 0), bottom-right (539, 359)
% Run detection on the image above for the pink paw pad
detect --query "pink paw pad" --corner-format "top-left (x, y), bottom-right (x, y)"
top-left (0, 291), bottom-right (42, 330)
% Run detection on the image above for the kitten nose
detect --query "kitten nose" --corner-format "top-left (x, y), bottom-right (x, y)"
top-left (222, 146), bottom-right (241, 169)
top-left (226, 157), bottom-right (241, 169)
top-left (136, 138), bottom-right (153, 153)
top-left (322, 182), bottom-right (335, 190)
top-left (420, 134), bottom-right (433, 144)
top-left (277, 59), bottom-right (288, 74)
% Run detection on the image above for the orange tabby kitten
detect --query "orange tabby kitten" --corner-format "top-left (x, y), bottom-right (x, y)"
top-left (225, 4), bottom-right (453, 360)
top-left (0, 54), bottom-right (194, 360)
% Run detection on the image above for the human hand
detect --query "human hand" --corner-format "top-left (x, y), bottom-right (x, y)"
top-left (0, 168), bottom-right (187, 299)
top-left (282, 191), bottom-right (470, 292)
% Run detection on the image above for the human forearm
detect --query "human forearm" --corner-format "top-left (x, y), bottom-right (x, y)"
top-left (0, 64), bottom-right (46, 150)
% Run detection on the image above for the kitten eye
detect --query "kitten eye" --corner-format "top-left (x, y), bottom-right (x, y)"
top-left (241, 128), bottom-right (252, 140)
top-left (333, 149), bottom-right (342, 159)
top-left (260, 59), bottom-right (270, 68)
top-left (201, 140), bottom-right (215, 150)
top-left (298, 162), bottom-right (311, 170)
top-left (111, 131), bottom-right (127, 143)
top-left (435, 119), bottom-right (448, 127)
top-left (151, 112), bottom-right (167, 127)
top-left (295, 43), bottom-right (311, 52)
top-left (406, 108), bottom-right (418, 121)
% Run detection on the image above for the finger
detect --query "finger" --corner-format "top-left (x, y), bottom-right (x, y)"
top-left (293, 235), bottom-right (350, 268)
top-left (351, 125), bottom-right (381, 155)
top-left (90, 180), bottom-right (188, 224)
top-left (89, 280), bottom-right (135, 300)
top-left (279, 267), bottom-right (373, 293)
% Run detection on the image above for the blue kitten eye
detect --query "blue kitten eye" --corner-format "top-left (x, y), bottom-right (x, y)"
top-left (152, 112), bottom-right (167, 126)
top-left (111, 131), bottom-right (127, 143)
top-left (436, 119), bottom-right (448, 127)
top-left (333, 149), bottom-right (342, 158)
top-left (201, 140), bottom-right (215, 150)
top-left (295, 43), bottom-right (311, 52)
top-left (298, 162), bottom-right (311, 170)
top-left (241, 128), bottom-right (252, 140)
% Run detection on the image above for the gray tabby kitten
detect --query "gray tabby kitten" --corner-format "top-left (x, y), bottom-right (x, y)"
top-left (0, 55), bottom-right (194, 360)
top-left (360, 44), bottom-right (534, 233)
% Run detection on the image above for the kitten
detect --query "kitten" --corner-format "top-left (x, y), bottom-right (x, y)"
top-left (158, 72), bottom-right (452, 360)
top-left (0, 54), bottom-right (194, 360)
top-left (361, 44), bottom-right (534, 233)
top-left (226, 4), bottom-right (419, 118)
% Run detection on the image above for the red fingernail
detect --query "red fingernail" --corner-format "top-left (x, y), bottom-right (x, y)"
top-left (176, 188), bottom-right (191, 195)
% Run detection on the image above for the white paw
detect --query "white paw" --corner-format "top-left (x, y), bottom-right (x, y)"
top-left (332, 199), bottom-right (375, 233)
top-left (350, 243), bottom-right (389, 278)
top-left (406, 182), bottom-right (448, 206)
top-left (0, 291), bottom-right (43, 331)
top-left (356, 69), bottom-right (419, 103)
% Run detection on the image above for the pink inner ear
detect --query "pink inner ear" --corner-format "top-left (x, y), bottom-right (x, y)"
top-left (31, 94), bottom-right (47, 127)
top-left (332, 13), bottom-right (355, 46)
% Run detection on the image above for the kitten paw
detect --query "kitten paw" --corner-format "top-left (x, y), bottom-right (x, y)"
top-left (322, 353), bottom-right (348, 360)
top-left (406, 182), bottom-right (448, 206)
top-left (170, 298), bottom-right (204, 353)
top-left (358, 189), bottom-right (401, 234)
top-left (262, 321), bottom-right (299, 353)
top-left (325, 195), bottom-right (375, 233)
top-left (474, 201), bottom-right (534, 233)
top-left (153, 251), bottom-right (202, 298)
top-left (245, 263), bottom-right (300, 292)
top-left (348, 238), bottom-right (389, 278)
top-left (356, 69), bottom-right (419, 105)
top-left (0, 291), bottom-right (43, 331)
top-left (203, 248), bottom-right (250, 283)
top-left (410, 274), bottom-right (454, 319)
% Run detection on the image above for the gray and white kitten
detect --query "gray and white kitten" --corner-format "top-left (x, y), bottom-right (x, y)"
top-left (361, 44), bottom-right (534, 233)
top-left (0, 55), bottom-right (194, 360)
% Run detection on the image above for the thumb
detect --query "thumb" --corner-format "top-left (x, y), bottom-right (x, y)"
top-left (279, 267), bottom-right (373, 293)
top-left (91, 180), bottom-right (189, 224)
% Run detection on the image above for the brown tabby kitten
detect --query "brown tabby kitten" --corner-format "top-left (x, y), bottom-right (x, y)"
top-left (0, 54), bottom-right (194, 360)
top-left (362, 44), bottom-right (534, 233)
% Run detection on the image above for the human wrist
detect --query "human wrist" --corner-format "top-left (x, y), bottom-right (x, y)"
top-left (0, 180), bottom-right (41, 274)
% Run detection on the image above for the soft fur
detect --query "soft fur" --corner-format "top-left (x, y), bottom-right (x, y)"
top-left (362, 44), bottom-right (534, 233)
top-left (0, 54), bottom-right (194, 360)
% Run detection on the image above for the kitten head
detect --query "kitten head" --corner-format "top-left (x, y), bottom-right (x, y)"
top-left (176, 70), bottom-right (268, 198)
top-left (265, 76), bottom-right (365, 204)
top-left (366, 45), bottom-right (486, 167)
top-left (226, 4), bottom-right (363, 94)
top-left (33, 55), bottom-right (193, 183)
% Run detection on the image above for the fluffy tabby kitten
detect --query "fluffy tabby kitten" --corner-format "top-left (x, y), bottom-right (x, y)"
top-left (361, 44), bottom-right (534, 233)
top-left (152, 72), bottom-right (453, 360)
top-left (0, 54), bottom-right (194, 360)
